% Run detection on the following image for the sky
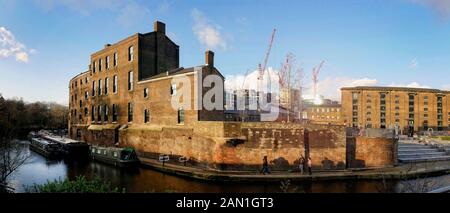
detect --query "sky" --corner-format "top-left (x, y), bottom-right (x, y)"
top-left (1, 0), bottom-right (450, 104)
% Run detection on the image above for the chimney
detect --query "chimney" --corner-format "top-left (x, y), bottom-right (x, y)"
top-left (205, 50), bottom-right (214, 67)
top-left (104, 44), bottom-right (111, 48)
top-left (154, 21), bottom-right (166, 34)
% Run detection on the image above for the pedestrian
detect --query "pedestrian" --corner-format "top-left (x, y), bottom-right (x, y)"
top-left (260, 156), bottom-right (270, 175)
top-left (298, 155), bottom-right (305, 174)
top-left (307, 156), bottom-right (312, 175)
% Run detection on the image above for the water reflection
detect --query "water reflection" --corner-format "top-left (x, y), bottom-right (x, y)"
top-left (7, 141), bottom-right (450, 193)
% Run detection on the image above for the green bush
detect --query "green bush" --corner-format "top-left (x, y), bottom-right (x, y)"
top-left (25, 176), bottom-right (124, 193)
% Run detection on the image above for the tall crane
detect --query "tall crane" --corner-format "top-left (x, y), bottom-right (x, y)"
top-left (312, 60), bottom-right (325, 99)
top-left (257, 29), bottom-right (276, 95)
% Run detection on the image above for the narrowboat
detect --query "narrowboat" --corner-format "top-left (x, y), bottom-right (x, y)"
top-left (89, 145), bottom-right (140, 167)
top-left (39, 131), bottom-right (89, 159)
top-left (29, 137), bottom-right (63, 159)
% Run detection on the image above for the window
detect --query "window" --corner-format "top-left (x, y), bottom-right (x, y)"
top-left (98, 105), bottom-right (102, 122)
top-left (85, 91), bottom-right (88, 100)
top-left (112, 104), bottom-right (118, 122)
top-left (104, 105), bottom-right (108, 122)
top-left (93, 61), bottom-right (96, 73)
top-left (91, 106), bottom-right (95, 121)
top-left (105, 78), bottom-right (109, 95)
top-left (128, 46), bottom-right (134, 61)
top-left (424, 114), bottom-right (428, 118)
top-left (99, 58), bottom-right (102, 71)
top-left (79, 100), bottom-right (82, 108)
top-left (84, 108), bottom-right (88, 116)
top-left (114, 52), bottom-right (118, 66)
top-left (395, 113), bottom-right (400, 117)
top-left (395, 106), bottom-right (400, 110)
top-left (92, 81), bottom-right (96, 96)
top-left (128, 102), bottom-right (133, 122)
top-left (177, 108), bottom-right (185, 124)
top-left (113, 152), bottom-right (118, 157)
top-left (85, 77), bottom-right (88, 83)
top-left (424, 108), bottom-right (428, 112)
top-left (113, 75), bottom-right (118, 93)
top-left (352, 92), bottom-right (359, 100)
top-left (128, 71), bottom-right (133, 91)
top-left (106, 56), bottom-right (110, 69)
top-left (170, 84), bottom-right (177, 95)
top-left (144, 88), bottom-right (149, 98)
top-left (353, 106), bottom-right (358, 111)
top-left (98, 79), bottom-right (102, 95)
top-left (144, 109), bottom-right (150, 123)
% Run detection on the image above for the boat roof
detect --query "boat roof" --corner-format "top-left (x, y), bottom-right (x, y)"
top-left (31, 137), bottom-right (54, 145)
top-left (41, 134), bottom-right (85, 145)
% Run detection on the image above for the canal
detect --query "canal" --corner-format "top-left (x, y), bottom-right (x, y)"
top-left (7, 140), bottom-right (450, 193)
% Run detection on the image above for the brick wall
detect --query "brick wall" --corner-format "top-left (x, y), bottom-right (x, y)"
top-left (119, 122), bottom-right (347, 171)
top-left (347, 136), bottom-right (398, 168)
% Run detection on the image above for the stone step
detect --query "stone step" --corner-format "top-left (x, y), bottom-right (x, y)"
top-left (398, 144), bottom-right (431, 148)
top-left (398, 152), bottom-right (447, 158)
top-left (398, 155), bottom-right (450, 163)
top-left (398, 149), bottom-right (438, 153)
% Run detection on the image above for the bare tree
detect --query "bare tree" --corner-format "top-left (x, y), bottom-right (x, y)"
top-left (0, 94), bottom-right (30, 192)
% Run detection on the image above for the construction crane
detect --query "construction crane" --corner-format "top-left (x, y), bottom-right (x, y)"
top-left (257, 29), bottom-right (276, 94)
top-left (312, 60), bottom-right (325, 99)
top-left (278, 53), bottom-right (293, 88)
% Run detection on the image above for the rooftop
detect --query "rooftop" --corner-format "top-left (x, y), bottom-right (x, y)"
top-left (341, 86), bottom-right (450, 93)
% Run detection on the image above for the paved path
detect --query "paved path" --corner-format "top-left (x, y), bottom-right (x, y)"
top-left (139, 158), bottom-right (450, 183)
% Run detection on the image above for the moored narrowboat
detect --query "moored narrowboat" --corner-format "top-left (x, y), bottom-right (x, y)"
top-left (29, 137), bottom-right (63, 159)
top-left (39, 131), bottom-right (89, 159)
top-left (90, 145), bottom-right (140, 167)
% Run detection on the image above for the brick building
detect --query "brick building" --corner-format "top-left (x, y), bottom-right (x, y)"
top-left (341, 86), bottom-right (450, 132)
top-left (68, 21), bottom-right (224, 144)
top-left (302, 103), bottom-right (342, 125)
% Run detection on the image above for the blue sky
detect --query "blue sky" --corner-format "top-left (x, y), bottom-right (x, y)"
top-left (1, 0), bottom-right (450, 104)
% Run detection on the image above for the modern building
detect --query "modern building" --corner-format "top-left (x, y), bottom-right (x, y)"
top-left (341, 86), bottom-right (450, 132)
top-left (68, 21), bottom-right (224, 144)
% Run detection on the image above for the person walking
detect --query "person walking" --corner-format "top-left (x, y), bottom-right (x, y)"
top-left (298, 155), bottom-right (305, 174)
top-left (307, 156), bottom-right (312, 175)
top-left (260, 156), bottom-right (270, 175)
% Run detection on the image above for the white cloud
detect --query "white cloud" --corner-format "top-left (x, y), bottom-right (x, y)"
top-left (0, 27), bottom-right (33, 63)
top-left (442, 84), bottom-right (450, 90)
top-left (225, 67), bottom-right (280, 92)
top-left (388, 82), bottom-right (430, 88)
top-left (191, 8), bottom-right (227, 50)
top-left (303, 77), bottom-right (378, 101)
top-left (410, 0), bottom-right (450, 20)
top-left (15, 52), bottom-right (29, 63)
top-left (116, 3), bottom-right (151, 28)
top-left (409, 58), bottom-right (418, 70)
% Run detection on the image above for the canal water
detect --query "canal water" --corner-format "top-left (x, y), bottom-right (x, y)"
top-left (7, 140), bottom-right (450, 193)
